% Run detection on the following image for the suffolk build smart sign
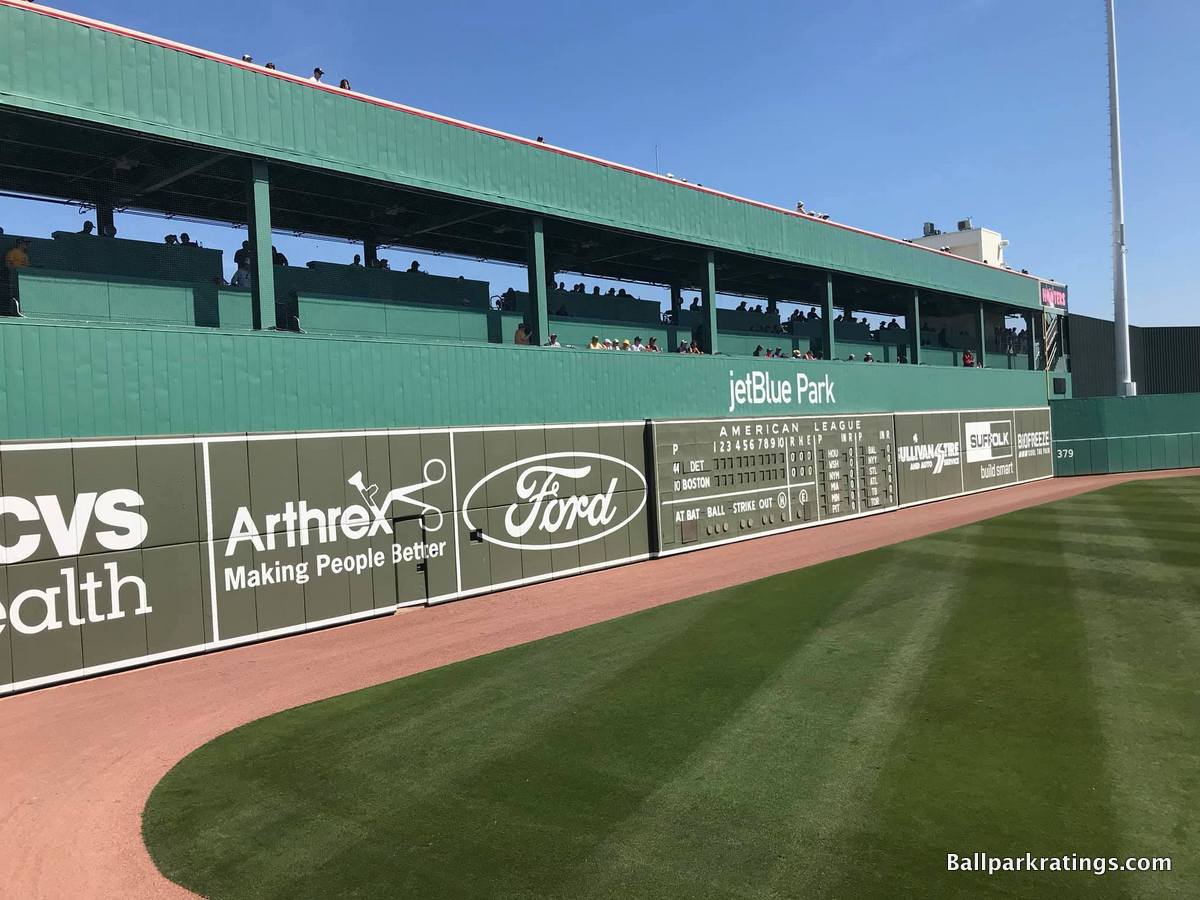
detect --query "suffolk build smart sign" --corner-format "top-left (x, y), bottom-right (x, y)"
top-left (0, 423), bottom-right (651, 693)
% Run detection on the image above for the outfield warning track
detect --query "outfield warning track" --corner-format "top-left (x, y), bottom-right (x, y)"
top-left (1, 469), bottom-right (1195, 899)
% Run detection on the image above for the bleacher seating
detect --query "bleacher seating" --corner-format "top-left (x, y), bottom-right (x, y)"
top-left (0, 230), bottom-right (1024, 366)
top-left (1, 231), bottom-right (222, 325)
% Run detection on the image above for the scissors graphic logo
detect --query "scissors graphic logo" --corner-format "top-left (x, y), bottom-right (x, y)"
top-left (347, 458), bottom-right (447, 532)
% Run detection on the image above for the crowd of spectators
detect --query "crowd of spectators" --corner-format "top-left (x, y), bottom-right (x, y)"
top-left (1, 216), bottom-right (1030, 372)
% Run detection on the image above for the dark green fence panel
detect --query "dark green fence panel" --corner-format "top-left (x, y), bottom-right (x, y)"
top-left (1051, 394), bottom-right (1200, 475)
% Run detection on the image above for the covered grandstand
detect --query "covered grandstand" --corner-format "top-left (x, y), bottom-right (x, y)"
top-left (0, 0), bottom-right (1069, 418)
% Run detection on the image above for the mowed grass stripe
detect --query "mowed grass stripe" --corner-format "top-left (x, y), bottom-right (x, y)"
top-left (821, 506), bottom-right (1127, 899)
top-left (1053, 488), bottom-right (1200, 900)
top-left (142, 478), bottom-right (1200, 900)
top-left (563, 553), bottom-right (971, 899)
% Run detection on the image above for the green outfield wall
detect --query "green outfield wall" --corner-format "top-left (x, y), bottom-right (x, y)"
top-left (0, 406), bottom-right (1050, 695)
top-left (1051, 394), bottom-right (1200, 476)
top-left (0, 319), bottom-right (1048, 440)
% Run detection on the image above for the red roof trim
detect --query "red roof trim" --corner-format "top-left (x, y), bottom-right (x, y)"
top-left (3, 0), bottom-right (1039, 284)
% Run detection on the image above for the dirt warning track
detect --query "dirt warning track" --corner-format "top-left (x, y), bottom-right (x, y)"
top-left (1, 470), bottom-right (1194, 899)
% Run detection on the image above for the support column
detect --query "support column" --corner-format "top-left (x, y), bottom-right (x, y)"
top-left (525, 216), bottom-right (549, 346)
top-left (669, 283), bottom-right (683, 322)
top-left (363, 237), bottom-right (378, 267)
top-left (95, 199), bottom-right (115, 236)
top-left (977, 302), bottom-right (987, 368)
top-left (822, 273), bottom-right (836, 360)
top-left (908, 289), bottom-right (922, 365)
top-left (699, 250), bottom-right (718, 354)
top-left (246, 160), bottom-right (276, 330)
top-left (1026, 312), bottom-right (1038, 370)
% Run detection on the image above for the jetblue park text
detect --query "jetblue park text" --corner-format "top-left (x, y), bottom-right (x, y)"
top-left (728, 370), bottom-right (836, 412)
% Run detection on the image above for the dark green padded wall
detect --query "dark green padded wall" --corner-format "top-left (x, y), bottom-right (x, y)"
top-left (1051, 394), bottom-right (1200, 475)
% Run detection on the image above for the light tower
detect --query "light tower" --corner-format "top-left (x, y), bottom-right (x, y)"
top-left (1106, 0), bottom-right (1137, 396)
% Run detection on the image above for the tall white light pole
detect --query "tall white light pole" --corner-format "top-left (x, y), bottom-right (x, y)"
top-left (1106, 0), bottom-right (1137, 396)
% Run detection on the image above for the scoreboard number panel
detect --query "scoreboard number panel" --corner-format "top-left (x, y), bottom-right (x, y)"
top-left (654, 414), bottom-right (898, 549)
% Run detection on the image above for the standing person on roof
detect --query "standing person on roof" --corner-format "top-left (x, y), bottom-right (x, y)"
top-left (309, 67), bottom-right (324, 83)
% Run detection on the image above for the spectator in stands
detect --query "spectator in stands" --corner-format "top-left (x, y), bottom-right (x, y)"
top-left (847, 353), bottom-right (856, 361)
top-left (962, 349), bottom-right (975, 367)
top-left (4, 239), bottom-right (30, 306)
top-left (607, 288), bottom-right (616, 296)
top-left (632, 336), bottom-right (645, 351)
top-left (676, 341), bottom-right (688, 353)
top-left (689, 297), bottom-right (700, 310)
top-left (272, 246), bottom-right (288, 266)
top-left (409, 260), bottom-right (421, 273)
top-left (351, 254), bottom-right (362, 266)
top-left (775, 347), bottom-right (784, 357)
top-left (792, 349), bottom-right (802, 358)
top-left (689, 340), bottom-right (702, 354)
top-left (265, 62), bottom-right (277, 70)
top-left (753, 345), bottom-right (764, 357)
top-left (807, 308), bottom-right (818, 319)
top-left (737, 300), bottom-right (748, 311)
top-left (230, 261), bottom-right (253, 288)
top-left (100, 224), bottom-right (117, 238)
top-left (79, 221), bottom-right (95, 235)
top-left (753, 304), bottom-right (763, 314)
top-left (647, 337), bottom-right (660, 352)
top-left (864, 352), bottom-right (874, 363)
top-left (588, 336), bottom-right (602, 350)
top-left (180, 233), bottom-right (195, 246)
top-left (546, 333), bottom-right (561, 348)
top-left (377, 258), bottom-right (391, 269)
top-left (514, 322), bottom-right (530, 345)
top-left (164, 234), bottom-right (178, 246)
top-left (234, 240), bottom-right (250, 269)
top-left (5, 239), bottom-right (30, 272)
top-left (310, 67), bottom-right (325, 83)
top-left (897, 349), bottom-right (908, 364)
top-left (339, 79), bottom-right (352, 90)
top-left (592, 286), bottom-right (601, 296)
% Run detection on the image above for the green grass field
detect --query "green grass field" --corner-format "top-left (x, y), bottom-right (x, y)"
top-left (143, 478), bottom-right (1200, 899)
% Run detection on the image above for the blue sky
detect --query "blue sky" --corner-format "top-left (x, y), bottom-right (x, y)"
top-left (4, 0), bottom-right (1196, 324)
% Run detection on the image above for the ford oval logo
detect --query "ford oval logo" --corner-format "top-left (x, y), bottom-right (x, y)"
top-left (462, 452), bottom-right (647, 550)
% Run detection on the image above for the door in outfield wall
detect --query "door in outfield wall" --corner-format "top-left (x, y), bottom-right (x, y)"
top-left (392, 515), bottom-right (431, 606)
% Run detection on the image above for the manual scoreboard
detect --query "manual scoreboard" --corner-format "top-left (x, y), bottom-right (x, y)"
top-left (652, 407), bottom-right (1053, 553)
top-left (654, 414), bottom-right (897, 551)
